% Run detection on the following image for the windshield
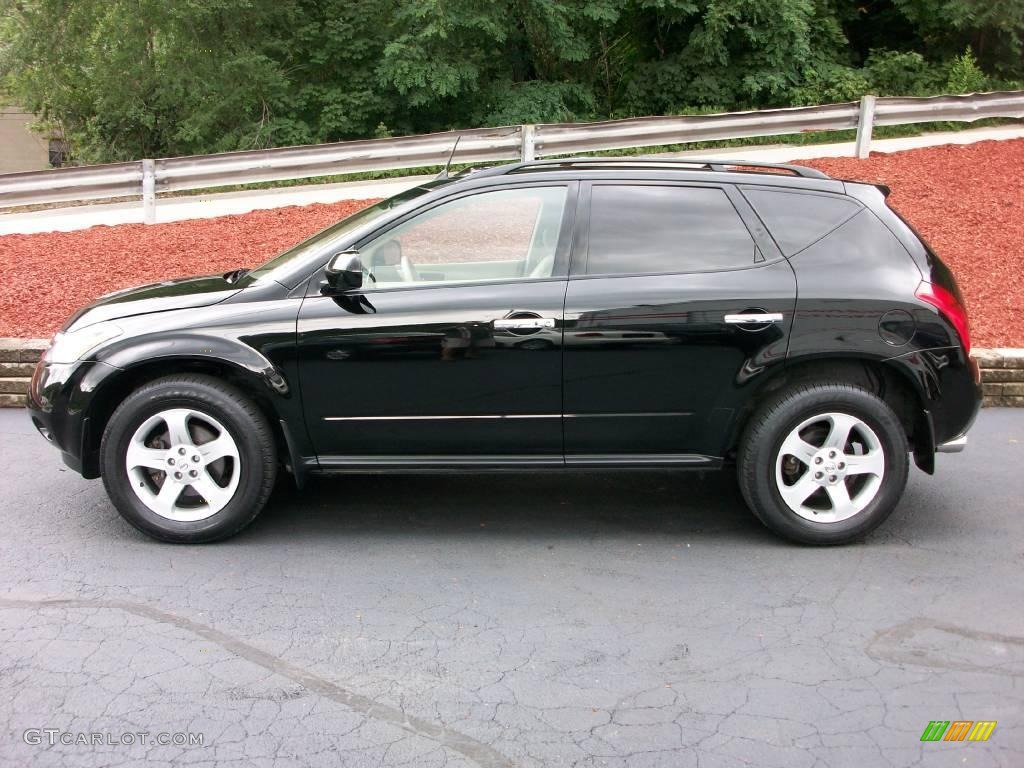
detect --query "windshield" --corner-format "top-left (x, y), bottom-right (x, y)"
top-left (243, 183), bottom-right (440, 285)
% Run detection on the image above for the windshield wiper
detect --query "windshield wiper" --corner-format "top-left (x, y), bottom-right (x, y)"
top-left (223, 268), bottom-right (250, 284)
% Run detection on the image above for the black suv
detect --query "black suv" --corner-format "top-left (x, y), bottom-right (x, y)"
top-left (28, 158), bottom-right (981, 545)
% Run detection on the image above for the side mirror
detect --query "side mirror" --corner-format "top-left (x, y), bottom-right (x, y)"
top-left (325, 250), bottom-right (364, 290)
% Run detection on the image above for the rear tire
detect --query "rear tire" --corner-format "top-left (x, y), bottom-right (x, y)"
top-left (100, 374), bottom-right (277, 543)
top-left (737, 381), bottom-right (909, 545)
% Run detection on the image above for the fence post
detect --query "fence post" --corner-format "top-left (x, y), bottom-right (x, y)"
top-left (520, 124), bottom-right (537, 162)
top-left (141, 159), bottom-right (156, 224)
top-left (855, 95), bottom-right (877, 159)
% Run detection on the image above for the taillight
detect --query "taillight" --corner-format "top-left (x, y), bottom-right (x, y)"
top-left (916, 281), bottom-right (971, 354)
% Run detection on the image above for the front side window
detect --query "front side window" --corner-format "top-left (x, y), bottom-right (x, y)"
top-left (360, 186), bottom-right (568, 288)
top-left (584, 185), bottom-right (757, 275)
top-left (244, 183), bottom-right (439, 286)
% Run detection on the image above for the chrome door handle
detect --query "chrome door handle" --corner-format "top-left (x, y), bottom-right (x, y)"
top-left (724, 313), bottom-right (784, 324)
top-left (494, 318), bottom-right (556, 330)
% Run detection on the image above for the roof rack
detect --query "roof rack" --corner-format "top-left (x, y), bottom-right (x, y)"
top-left (477, 156), bottom-right (830, 180)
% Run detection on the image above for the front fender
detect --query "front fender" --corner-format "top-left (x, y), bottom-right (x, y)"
top-left (75, 329), bottom-right (309, 481)
top-left (95, 332), bottom-right (291, 398)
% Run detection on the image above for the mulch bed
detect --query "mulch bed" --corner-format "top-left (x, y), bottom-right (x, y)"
top-left (804, 139), bottom-right (1024, 348)
top-left (0, 200), bottom-right (378, 339)
top-left (0, 137), bottom-right (1021, 346)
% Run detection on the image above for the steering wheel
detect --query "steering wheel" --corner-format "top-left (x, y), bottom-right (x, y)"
top-left (397, 253), bottom-right (420, 283)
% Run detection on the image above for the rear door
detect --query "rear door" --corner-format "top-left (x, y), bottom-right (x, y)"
top-left (562, 181), bottom-right (796, 463)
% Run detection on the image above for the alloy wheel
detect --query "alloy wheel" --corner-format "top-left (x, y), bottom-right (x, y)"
top-left (774, 411), bottom-right (885, 523)
top-left (125, 408), bottom-right (241, 522)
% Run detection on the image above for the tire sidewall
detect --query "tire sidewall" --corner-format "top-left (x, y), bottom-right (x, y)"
top-left (743, 387), bottom-right (909, 545)
top-left (101, 380), bottom-right (272, 543)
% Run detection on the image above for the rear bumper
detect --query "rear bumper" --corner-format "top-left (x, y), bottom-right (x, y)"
top-left (886, 345), bottom-right (982, 443)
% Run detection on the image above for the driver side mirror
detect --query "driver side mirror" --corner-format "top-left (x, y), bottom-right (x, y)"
top-left (325, 250), bottom-right (364, 290)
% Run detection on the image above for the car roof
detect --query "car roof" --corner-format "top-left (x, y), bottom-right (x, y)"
top-left (443, 157), bottom-right (849, 195)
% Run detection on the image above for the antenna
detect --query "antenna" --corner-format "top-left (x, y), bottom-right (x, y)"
top-left (435, 136), bottom-right (461, 180)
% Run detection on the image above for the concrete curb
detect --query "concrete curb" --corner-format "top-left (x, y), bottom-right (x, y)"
top-left (2, 338), bottom-right (1021, 408)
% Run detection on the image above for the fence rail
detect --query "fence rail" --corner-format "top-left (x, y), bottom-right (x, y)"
top-left (1, 90), bottom-right (1022, 222)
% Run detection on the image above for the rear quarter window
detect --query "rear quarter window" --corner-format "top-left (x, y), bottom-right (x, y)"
top-left (742, 188), bottom-right (862, 256)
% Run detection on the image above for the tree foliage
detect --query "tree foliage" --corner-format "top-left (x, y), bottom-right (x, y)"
top-left (1, 0), bottom-right (1021, 163)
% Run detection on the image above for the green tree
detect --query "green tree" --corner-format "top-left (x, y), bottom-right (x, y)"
top-left (892, 0), bottom-right (1024, 80)
top-left (273, 0), bottom-right (399, 144)
top-left (376, 0), bottom-right (618, 128)
top-left (0, 0), bottom-right (394, 162)
top-left (1, 0), bottom-right (1021, 164)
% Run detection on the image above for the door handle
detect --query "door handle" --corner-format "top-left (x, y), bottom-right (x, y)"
top-left (494, 318), bottom-right (556, 330)
top-left (724, 313), bottom-right (784, 324)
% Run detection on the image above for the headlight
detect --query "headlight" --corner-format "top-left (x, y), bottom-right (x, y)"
top-left (46, 323), bottom-right (123, 364)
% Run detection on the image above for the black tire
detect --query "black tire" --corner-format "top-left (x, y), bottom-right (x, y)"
top-left (737, 381), bottom-right (909, 545)
top-left (100, 374), bottom-right (277, 543)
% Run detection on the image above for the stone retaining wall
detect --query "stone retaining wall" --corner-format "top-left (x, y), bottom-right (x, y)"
top-left (975, 348), bottom-right (1024, 407)
top-left (1, 338), bottom-right (1022, 407)
top-left (0, 339), bottom-right (45, 407)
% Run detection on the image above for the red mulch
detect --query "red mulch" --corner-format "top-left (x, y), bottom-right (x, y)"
top-left (1, 137), bottom-right (1022, 346)
top-left (804, 139), bottom-right (1024, 349)
top-left (0, 200), bottom-right (378, 339)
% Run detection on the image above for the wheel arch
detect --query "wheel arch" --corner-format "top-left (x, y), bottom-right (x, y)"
top-left (81, 355), bottom-right (302, 482)
top-left (727, 354), bottom-right (934, 473)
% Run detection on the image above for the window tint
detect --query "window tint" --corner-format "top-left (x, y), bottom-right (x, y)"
top-left (585, 185), bottom-right (756, 275)
top-left (362, 186), bottom-right (567, 287)
top-left (743, 188), bottom-right (861, 256)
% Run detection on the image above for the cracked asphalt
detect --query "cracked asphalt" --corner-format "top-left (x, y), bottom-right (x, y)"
top-left (1, 407), bottom-right (1022, 768)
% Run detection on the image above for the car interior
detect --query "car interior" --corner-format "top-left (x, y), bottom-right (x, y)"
top-left (360, 187), bottom-right (567, 287)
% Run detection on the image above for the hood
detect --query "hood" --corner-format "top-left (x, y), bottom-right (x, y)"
top-left (64, 274), bottom-right (242, 332)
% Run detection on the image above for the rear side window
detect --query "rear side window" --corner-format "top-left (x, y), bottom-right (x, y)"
top-left (742, 188), bottom-right (861, 256)
top-left (584, 185), bottom-right (757, 275)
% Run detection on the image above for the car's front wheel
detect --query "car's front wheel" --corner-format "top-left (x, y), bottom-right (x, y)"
top-left (737, 382), bottom-right (909, 545)
top-left (100, 374), bottom-right (277, 543)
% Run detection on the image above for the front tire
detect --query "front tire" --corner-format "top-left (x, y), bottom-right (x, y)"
top-left (737, 382), bottom-right (909, 545)
top-left (100, 374), bottom-right (277, 543)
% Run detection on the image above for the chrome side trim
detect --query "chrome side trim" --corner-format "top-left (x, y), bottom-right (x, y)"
top-left (936, 435), bottom-right (967, 453)
top-left (325, 413), bottom-right (693, 421)
top-left (724, 313), bottom-right (784, 324)
top-left (316, 455), bottom-right (565, 468)
top-left (564, 412), bottom-right (693, 418)
top-left (324, 414), bottom-right (559, 421)
top-left (565, 454), bottom-right (715, 466)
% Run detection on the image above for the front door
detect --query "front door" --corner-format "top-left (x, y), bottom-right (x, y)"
top-left (297, 183), bottom-right (576, 466)
top-left (562, 181), bottom-right (796, 462)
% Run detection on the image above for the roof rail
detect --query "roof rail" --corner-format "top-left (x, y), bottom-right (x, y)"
top-left (480, 156), bottom-right (830, 180)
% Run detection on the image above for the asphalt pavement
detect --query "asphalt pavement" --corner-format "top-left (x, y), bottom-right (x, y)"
top-left (1, 407), bottom-right (1022, 767)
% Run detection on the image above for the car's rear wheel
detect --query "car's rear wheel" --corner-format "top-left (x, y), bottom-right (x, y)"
top-left (100, 374), bottom-right (277, 543)
top-left (737, 382), bottom-right (909, 545)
